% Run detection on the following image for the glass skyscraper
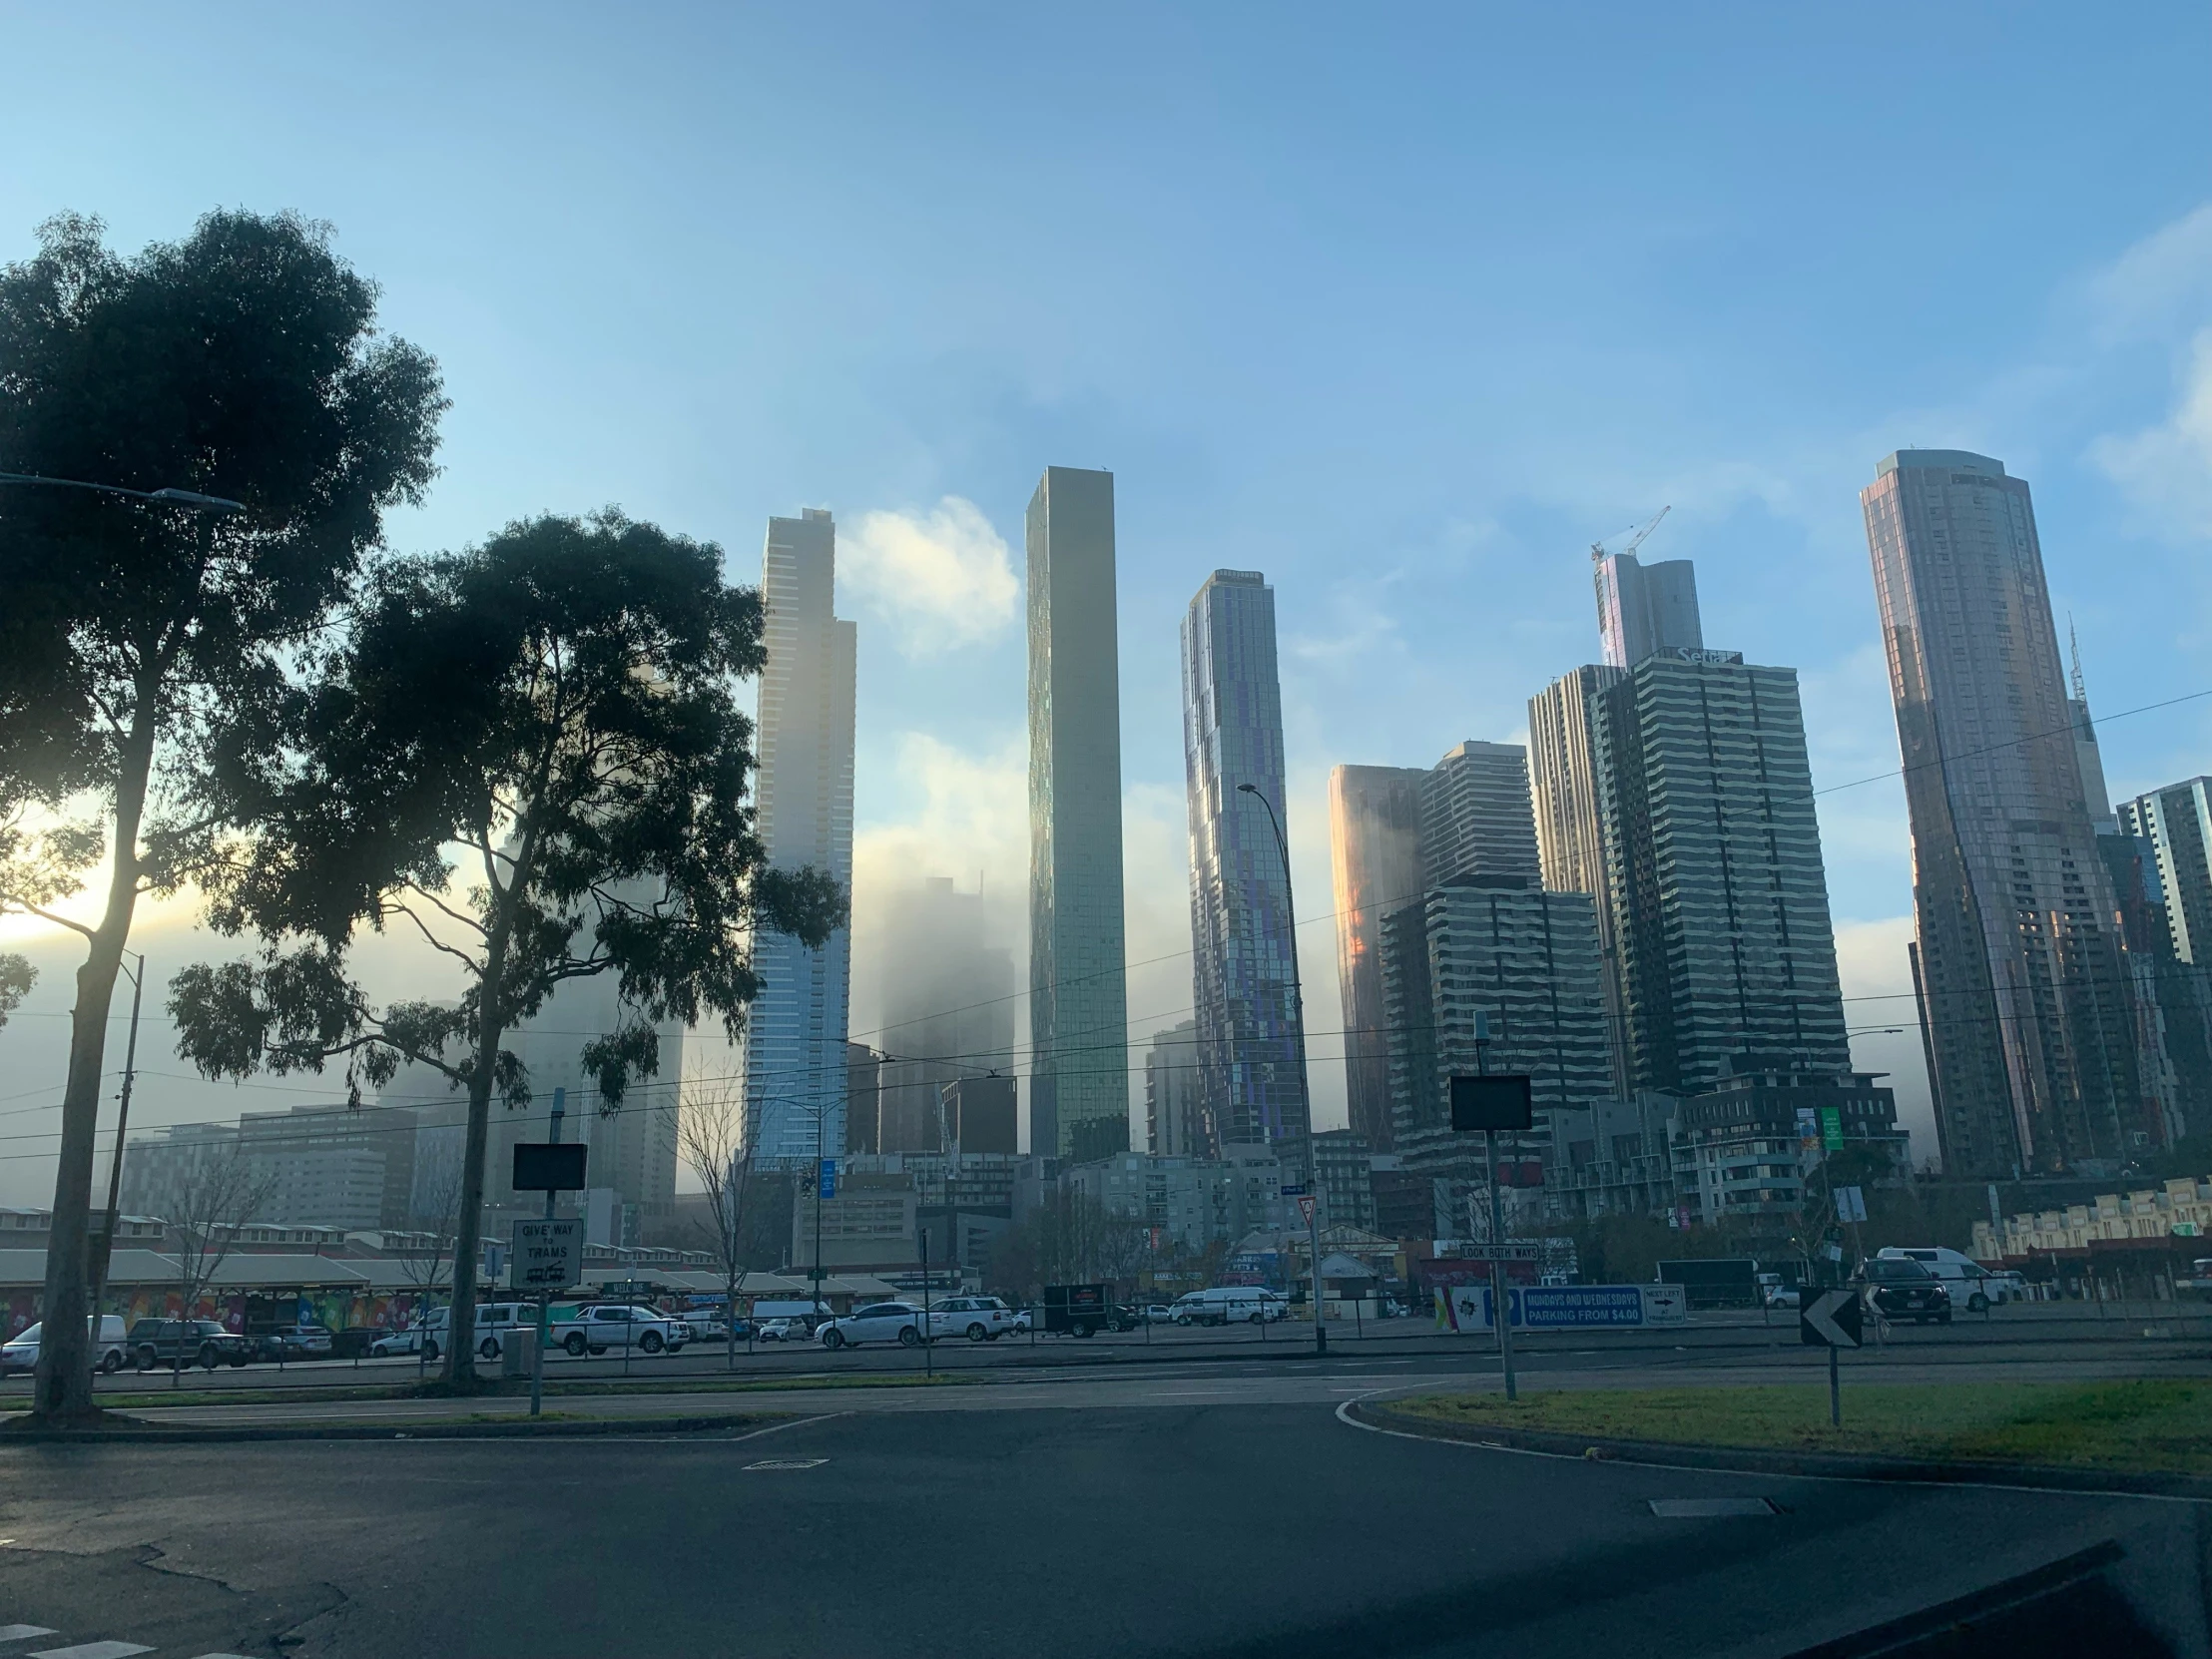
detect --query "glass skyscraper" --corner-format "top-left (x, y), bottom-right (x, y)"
top-left (1181, 569), bottom-right (1305, 1152)
top-left (1863, 450), bottom-right (2140, 1176)
top-left (1027, 466), bottom-right (1131, 1161)
top-left (743, 509), bottom-right (856, 1169)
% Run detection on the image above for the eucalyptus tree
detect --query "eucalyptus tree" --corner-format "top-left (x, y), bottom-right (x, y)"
top-left (171, 511), bottom-right (843, 1383)
top-left (0, 210), bottom-right (443, 1419)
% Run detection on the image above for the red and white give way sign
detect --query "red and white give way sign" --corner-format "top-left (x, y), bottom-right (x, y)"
top-left (1296, 1194), bottom-right (1318, 1226)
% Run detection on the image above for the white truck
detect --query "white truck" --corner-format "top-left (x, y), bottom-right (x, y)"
top-left (1170, 1287), bottom-right (1287, 1326)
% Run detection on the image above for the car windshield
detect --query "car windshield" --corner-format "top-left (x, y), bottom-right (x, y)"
top-left (1866, 1262), bottom-right (1931, 1282)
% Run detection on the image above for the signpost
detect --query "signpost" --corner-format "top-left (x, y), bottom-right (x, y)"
top-left (1799, 1286), bottom-right (1863, 1426)
top-left (1448, 1026), bottom-right (1533, 1402)
top-left (1461, 1243), bottom-right (1541, 1262)
top-left (511, 1088), bottom-right (588, 1418)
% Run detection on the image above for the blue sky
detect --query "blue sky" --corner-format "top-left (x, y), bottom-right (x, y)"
top-left (3, 3), bottom-right (2210, 1194)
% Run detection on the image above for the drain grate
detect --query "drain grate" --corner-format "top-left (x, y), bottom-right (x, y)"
top-left (744, 1457), bottom-right (829, 1470)
top-left (1648, 1497), bottom-right (1778, 1517)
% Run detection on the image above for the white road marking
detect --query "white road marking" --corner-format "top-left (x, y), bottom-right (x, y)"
top-left (743, 1457), bottom-right (828, 1470)
top-left (29, 1643), bottom-right (156, 1659)
top-left (188, 1653), bottom-right (260, 1658)
top-left (0, 1632), bottom-right (59, 1646)
top-left (1649, 1497), bottom-right (1778, 1517)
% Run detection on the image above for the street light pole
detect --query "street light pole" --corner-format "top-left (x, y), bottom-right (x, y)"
top-left (1236, 783), bottom-right (1326, 1358)
top-left (86, 952), bottom-right (146, 1331)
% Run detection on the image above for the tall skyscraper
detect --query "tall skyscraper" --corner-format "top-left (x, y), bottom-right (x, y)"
top-left (1181, 568), bottom-right (1306, 1152)
top-left (2118, 779), bottom-right (2212, 968)
top-left (1329, 766), bottom-right (1427, 1150)
top-left (744, 509), bottom-right (856, 1169)
top-left (1329, 741), bottom-right (1545, 1149)
top-left (1144, 1019), bottom-right (1204, 1157)
top-left (1527, 663), bottom-right (1632, 1091)
top-left (1863, 450), bottom-right (2139, 1176)
top-left (1027, 466), bottom-right (1131, 1162)
top-left (1591, 647), bottom-right (1851, 1096)
top-left (1380, 875), bottom-right (1610, 1233)
top-left (870, 876), bottom-right (1015, 1154)
top-left (1595, 547), bottom-right (1704, 669)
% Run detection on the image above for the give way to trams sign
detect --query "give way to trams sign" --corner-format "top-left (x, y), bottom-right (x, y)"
top-left (512, 1218), bottom-right (582, 1291)
top-left (1798, 1287), bottom-right (1863, 1349)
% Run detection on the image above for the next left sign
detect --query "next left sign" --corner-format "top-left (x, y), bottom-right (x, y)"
top-left (512, 1218), bottom-right (583, 1291)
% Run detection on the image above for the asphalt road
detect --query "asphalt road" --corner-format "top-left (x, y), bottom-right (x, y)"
top-left (1, 1402), bottom-right (2206, 1658)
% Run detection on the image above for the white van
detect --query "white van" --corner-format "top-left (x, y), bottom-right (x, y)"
top-left (1171, 1287), bottom-right (1285, 1327)
top-left (0, 1315), bottom-right (130, 1376)
top-left (1878, 1247), bottom-right (2007, 1310)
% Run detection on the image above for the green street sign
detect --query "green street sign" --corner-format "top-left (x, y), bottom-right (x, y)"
top-left (1820, 1106), bottom-right (1845, 1151)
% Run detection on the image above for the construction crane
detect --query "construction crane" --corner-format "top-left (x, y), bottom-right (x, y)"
top-left (1589, 504), bottom-right (1671, 567)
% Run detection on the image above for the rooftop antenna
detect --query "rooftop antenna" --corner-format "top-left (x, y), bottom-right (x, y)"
top-left (2068, 614), bottom-right (2087, 703)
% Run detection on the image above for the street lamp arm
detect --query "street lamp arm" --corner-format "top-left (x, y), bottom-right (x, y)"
top-left (0, 471), bottom-right (245, 514)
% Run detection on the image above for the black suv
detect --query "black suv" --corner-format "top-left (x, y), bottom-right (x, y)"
top-left (1856, 1259), bottom-right (1952, 1326)
top-left (129, 1318), bottom-right (254, 1371)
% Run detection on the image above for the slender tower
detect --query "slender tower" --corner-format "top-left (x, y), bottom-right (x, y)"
top-left (744, 509), bottom-right (856, 1168)
top-left (1863, 450), bottom-right (2137, 1176)
top-left (1027, 467), bottom-right (1131, 1161)
top-left (1182, 569), bottom-right (1304, 1152)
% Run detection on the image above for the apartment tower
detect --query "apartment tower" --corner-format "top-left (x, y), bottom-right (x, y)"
top-left (1027, 467), bottom-right (1132, 1162)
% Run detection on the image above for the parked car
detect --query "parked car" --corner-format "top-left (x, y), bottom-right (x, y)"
top-left (1011, 1307), bottom-right (1033, 1333)
top-left (254, 1324), bottom-right (335, 1362)
top-left (819, 1302), bottom-right (926, 1350)
top-left (1857, 1258), bottom-right (1953, 1325)
top-left (755, 1317), bottom-right (809, 1342)
top-left (371, 1306), bottom-right (453, 1361)
top-left (922, 1296), bottom-right (1018, 1343)
top-left (466, 1303), bottom-right (539, 1360)
top-left (1103, 1304), bottom-right (1144, 1334)
top-left (1141, 1304), bottom-right (1176, 1325)
top-left (129, 1318), bottom-right (252, 1371)
top-left (551, 1304), bottom-right (691, 1357)
top-left (1, 1316), bottom-right (130, 1377)
top-left (1762, 1285), bottom-right (1802, 1310)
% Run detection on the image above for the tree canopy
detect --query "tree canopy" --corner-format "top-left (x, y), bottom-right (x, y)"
top-left (171, 510), bottom-right (844, 1382)
top-left (0, 208), bottom-right (444, 1421)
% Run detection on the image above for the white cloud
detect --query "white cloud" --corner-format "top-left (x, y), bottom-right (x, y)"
top-left (2089, 327), bottom-right (2212, 542)
top-left (2088, 203), bottom-right (2212, 346)
top-left (841, 496), bottom-right (1018, 656)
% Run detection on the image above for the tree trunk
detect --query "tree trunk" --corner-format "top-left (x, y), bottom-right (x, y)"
top-left (442, 920), bottom-right (510, 1388)
top-left (33, 707), bottom-right (156, 1424)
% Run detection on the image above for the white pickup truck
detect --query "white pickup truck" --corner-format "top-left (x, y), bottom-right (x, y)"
top-left (921, 1295), bottom-right (1019, 1343)
top-left (550, 1303), bottom-right (691, 1357)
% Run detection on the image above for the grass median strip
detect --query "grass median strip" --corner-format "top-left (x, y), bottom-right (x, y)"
top-left (1386, 1381), bottom-right (2212, 1476)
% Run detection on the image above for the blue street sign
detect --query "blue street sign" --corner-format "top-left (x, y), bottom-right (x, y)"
top-left (818, 1158), bottom-right (837, 1200)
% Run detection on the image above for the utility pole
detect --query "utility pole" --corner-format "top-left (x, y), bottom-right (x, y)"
top-left (529, 1087), bottom-right (564, 1419)
top-left (1476, 1014), bottom-right (1516, 1402)
top-left (85, 952), bottom-right (146, 1338)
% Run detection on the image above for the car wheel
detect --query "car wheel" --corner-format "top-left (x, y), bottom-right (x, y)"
top-left (1074, 1322), bottom-right (1095, 1339)
top-left (422, 1339), bottom-right (440, 1363)
top-left (640, 1331), bottom-right (665, 1355)
top-left (479, 1337), bottom-right (500, 1361)
top-left (564, 1333), bottom-right (589, 1357)
top-left (967, 1323), bottom-right (988, 1343)
top-left (100, 1351), bottom-right (121, 1375)
top-left (137, 1346), bottom-right (158, 1372)
top-left (897, 1326), bottom-right (922, 1348)
top-left (1967, 1293), bottom-right (1988, 1313)
top-left (823, 1329), bottom-right (846, 1350)
top-left (1250, 1311), bottom-right (1265, 1324)
top-left (198, 1343), bottom-right (220, 1371)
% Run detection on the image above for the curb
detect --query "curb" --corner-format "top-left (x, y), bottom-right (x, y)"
top-left (1345, 1397), bottom-right (2212, 1501)
top-left (0, 1410), bottom-right (785, 1445)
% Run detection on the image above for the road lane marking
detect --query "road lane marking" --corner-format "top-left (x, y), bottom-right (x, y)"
top-left (29, 1644), bottom-right (155, 1659)
top-left (1648, 1497), bottom-right (1777, 1517)
top-left (0, 1631), bottom-right (58, 1645)
top-left (744, 1457), bottom-right (828, 1470)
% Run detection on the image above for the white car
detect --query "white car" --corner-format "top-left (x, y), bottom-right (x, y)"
top-left (922, 1296), bottom-right (1018, 1343)
top-left (551, 1304), bottom-right (690, 1357)
top-left (1, 1316), bottom-right (130, 1377)
top-left (819, 1302), bottom-right (926, 1350)
top-left (755, 1317), bottom-right (808, 1342)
